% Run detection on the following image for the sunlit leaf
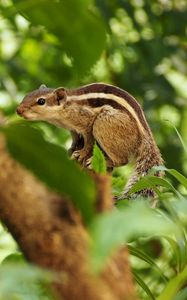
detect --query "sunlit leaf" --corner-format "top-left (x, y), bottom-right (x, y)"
top-left (0, 264), bottom-right (55, 300)
top-left (153, 166), bottom-right (187, 190)
top-left (157, 266), bottom-right (187, 300)
top-left (89, 201), bottom-right (177, 272)
top-left (112, 176), bottom-right (126, 195)
top-left (92, 143), bottom-right (106, 174)
top-left (12, 0), bottom-right (106, 75)
top-left (165, 71), bottom-right (187, 100)
top-left (128, 175), bottom-right (184, 200)
top-left (2, 252), bottom-right (25, 265)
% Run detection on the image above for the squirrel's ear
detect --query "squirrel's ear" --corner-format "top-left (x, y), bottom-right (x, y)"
top-left (54, 87), bottom-right (66, 101)
top-left (39, 84), bottom-right (47, 90)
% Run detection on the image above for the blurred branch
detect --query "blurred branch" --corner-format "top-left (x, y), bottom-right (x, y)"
top-left (0, 131), bottom-right (137, 300)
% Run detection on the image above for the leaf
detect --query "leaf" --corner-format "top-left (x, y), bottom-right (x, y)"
top-left (89, 201), bottom-right (177, 272)
top-left (128, 175), bottom-right (184, 200)
top-left (0, 264), bottom-right (55, 300)
top-left (112, 176), bottom-right (126, 195)
top-left (173, 287), bottom-right (187, 300)
top-left (153, 166), bottom-right (187, 190)
top-left (164, 169), bottom-right (187, 190)
top-left (2, 122), bottom-right (96, 224)
top-left (165, 70), bottom-right (187, 100)
top-left (12, 0), bottom-right (106, 75)
top-left (157, 266), bottom-right (187, 300)
top-left (133, 271), bottom-right (156, 300)
top-left (129, 245), bottom-right (168, 283)
top-left (2, 253), bottom-right (25, 265)
top-left (163, 237), bottom-right (182, 271)
top-left (91, 143), bottom-right (106, 174)
top-left (164, 120), bottom-right (187, 154)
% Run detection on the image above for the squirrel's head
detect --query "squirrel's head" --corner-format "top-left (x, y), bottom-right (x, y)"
top-left (16, 84), bottom-right (67, 122)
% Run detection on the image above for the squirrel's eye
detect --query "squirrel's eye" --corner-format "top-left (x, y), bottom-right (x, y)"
top-left (37, 98), bottom-right (45, 105)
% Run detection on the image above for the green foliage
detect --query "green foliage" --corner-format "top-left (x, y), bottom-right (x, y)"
top-left (89, 167), bottom-right (187, 298)
top-left (1, 0), bottom-right (187, 299)
top-left (153, 166), bottom-right (187, 190)
top-left (157, 266), bottom-right (187, 300)
top-left (92, 143), bottom-right (107, 174)
top-left (0, 256), bottom-right (55, 300)
top-left (12, 0), bottom-right (106, 76)
top-left (134, 272), bottom-right (155, 300)
top-left (89, 200), bottom-right (177, 273)
top-left (128, 245), bottom-right (167, 283)
top-left (128, 175), bottom-right (183, 199)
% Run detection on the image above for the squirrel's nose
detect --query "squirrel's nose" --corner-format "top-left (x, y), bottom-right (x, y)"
top-left (16, 106), bottom-right (25, 116)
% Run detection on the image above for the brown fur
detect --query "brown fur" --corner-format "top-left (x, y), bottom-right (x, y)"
top-left (69, 83), bottom-right (150, 134)
top-left (17, 83), bottom-right (164, 198)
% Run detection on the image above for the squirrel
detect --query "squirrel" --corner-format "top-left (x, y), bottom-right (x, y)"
top-left (16, 83), bottom-right (164, 198)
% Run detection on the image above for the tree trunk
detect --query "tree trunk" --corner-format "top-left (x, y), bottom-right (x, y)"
top-left (0, 132), bottom-right (138, 300)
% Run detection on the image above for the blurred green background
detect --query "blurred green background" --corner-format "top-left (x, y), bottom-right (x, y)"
top-left (0, 1), bottom-right (187, 299)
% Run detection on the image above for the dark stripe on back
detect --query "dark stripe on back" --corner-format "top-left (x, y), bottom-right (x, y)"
top-left (69, 83), bottom-right (150, 133)
top-left (82, 98), bottom-right (130, 111)
top-left (74, 97), bottom-right (138, 124)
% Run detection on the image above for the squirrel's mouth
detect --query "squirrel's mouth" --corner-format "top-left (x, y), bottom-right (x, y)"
top-left (16, 106), bottom-right (30, 119)
top-left (21, 113), bottom-right (31, 120)
top-left (17, 110), bottom-right (36, 120)
top-left (18, 111), bottom-right (29, 119)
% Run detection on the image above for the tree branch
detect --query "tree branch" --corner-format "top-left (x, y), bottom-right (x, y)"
top-left (0, 133), bottom-right (138, 300)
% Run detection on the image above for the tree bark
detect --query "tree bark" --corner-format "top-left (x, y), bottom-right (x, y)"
top-left (0, 132), bottom-right (138, 300)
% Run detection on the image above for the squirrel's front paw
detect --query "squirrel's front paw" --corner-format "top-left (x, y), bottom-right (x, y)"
top-left (71, 149), bottom-right (91, 164)
top-left (84, 156), bottom-right (93, 169)
top-left (71, 150), bottom-right (83, 162)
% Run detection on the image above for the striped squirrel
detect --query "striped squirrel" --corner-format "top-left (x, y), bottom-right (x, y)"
top-left (17, 83), bottom-right (163, 198)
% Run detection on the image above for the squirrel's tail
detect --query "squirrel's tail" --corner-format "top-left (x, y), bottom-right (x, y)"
top-left (123, 138), bottom-right (164, 198)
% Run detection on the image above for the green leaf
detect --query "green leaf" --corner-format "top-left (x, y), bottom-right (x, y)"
top-left (163, 120), bottom-right (187, 154)
top-left (112, 176), bottom-right (126, 195)
top-left (157, 266), bottom-right (187, 300)
top-left (173, 287), bottom-right (187, 300)
top-left (153, 166), bottom-right (187, 190)
top-left (0, 264), bottom-right (55, 300)
top-left (89, 201), bottom-right (177, 272)
top-left (164, 236), bottom-right (182, 271)
top-left (91, 143), bottom-right (106, 174)
top-left (12, 0), bottom-right (106, 75)
top-left (2, 253), bottom-right (25, 265)
top-left (129, 245), bottom-right (168, 283)
top-left (165, 71), bottom-right (187, 101)
top-left (128, 175), bottom-right (184, 200)
top-left (2, 122), bottom-right (96, 224)
top-left (133, 271), bottom-right (156, 300)
top-left (167, 169), bottom-right (187, 189)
